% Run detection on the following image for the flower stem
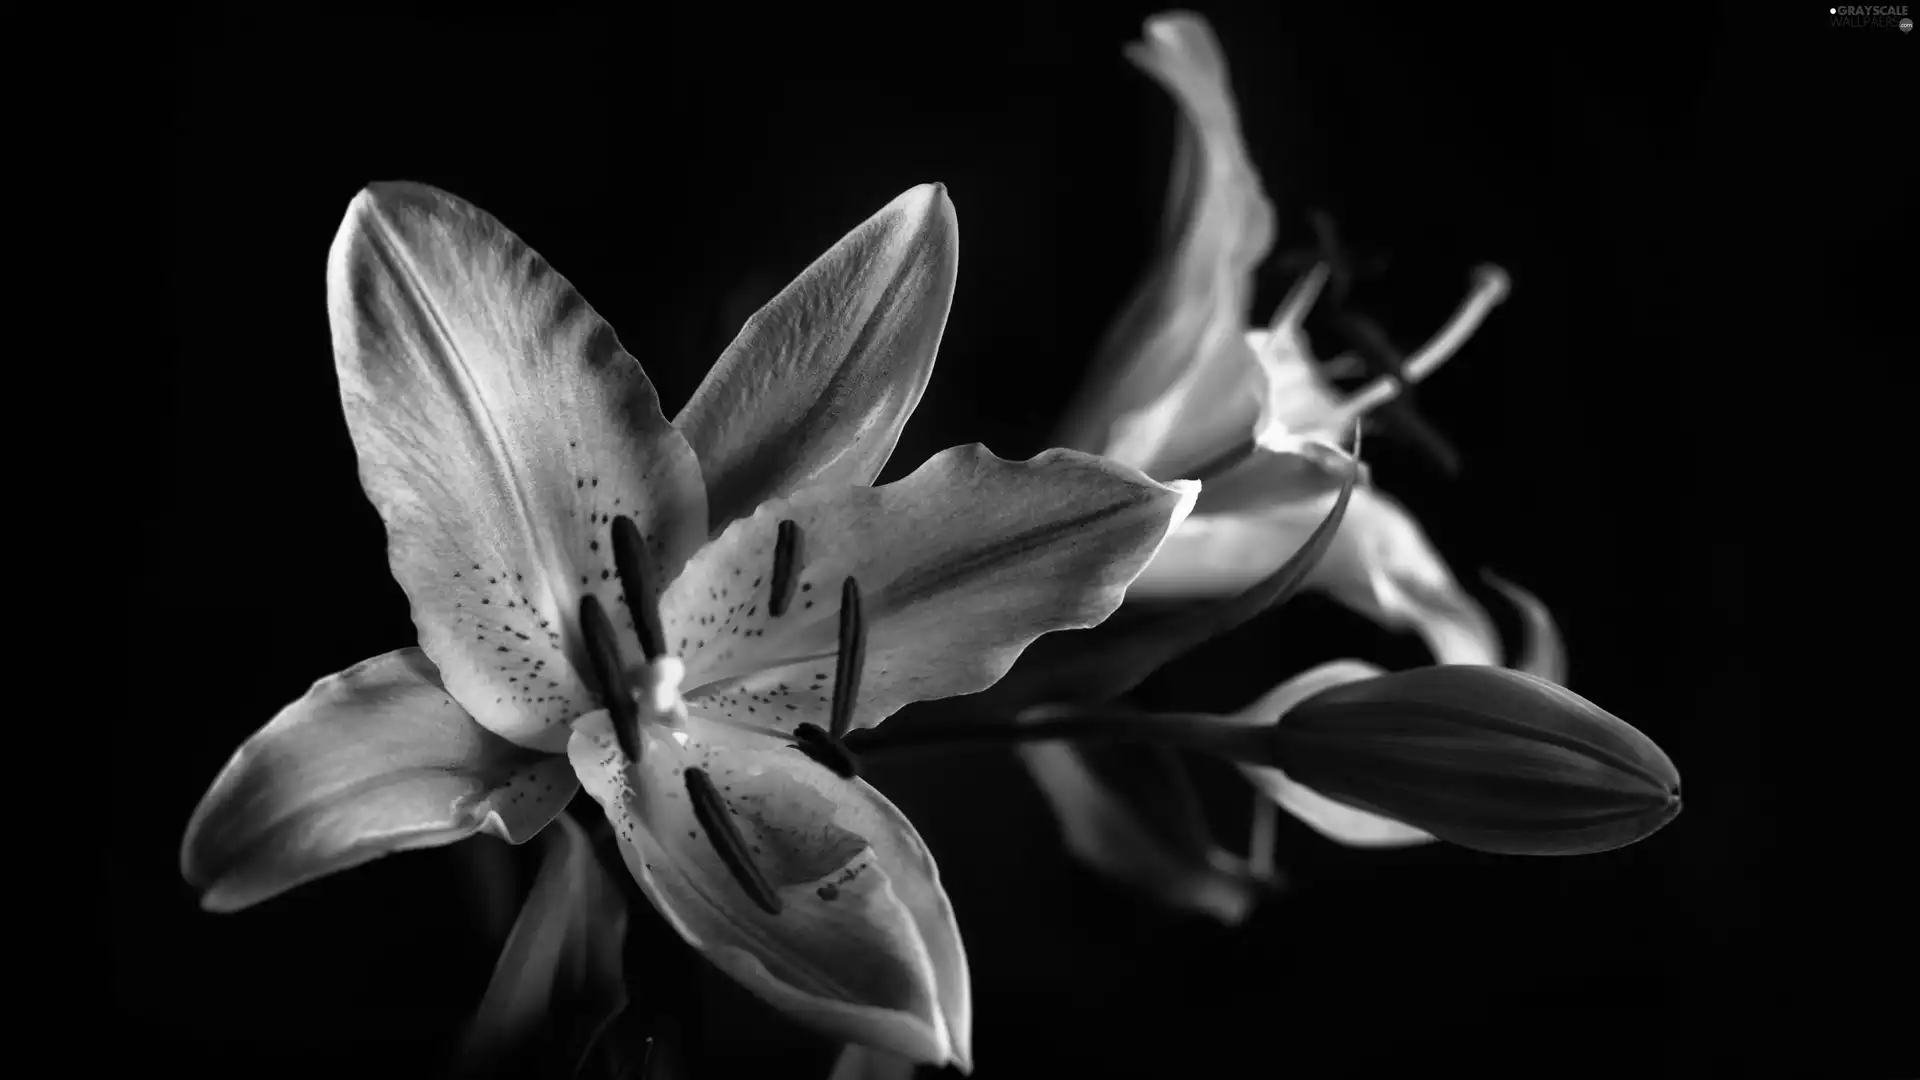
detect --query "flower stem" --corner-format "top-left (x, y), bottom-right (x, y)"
top-left (846, 708), bottom-right (1274, 764)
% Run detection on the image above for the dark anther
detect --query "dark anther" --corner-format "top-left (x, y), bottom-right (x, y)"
top-left (683, 766), bottom-right (782, 915)
top-left (790, 722), bottom-right (861, 779)
top-left (768, 519), bottom-right (800, 617)
top-left (578, 595), bottom-right (640, 763)
top-left (830, 577), bottom-right (866, 742)
top-left (611, 515), bottom-right (665, 659)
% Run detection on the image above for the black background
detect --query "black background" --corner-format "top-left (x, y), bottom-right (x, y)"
top-left (128, 3), bottom-right (1904, 1077)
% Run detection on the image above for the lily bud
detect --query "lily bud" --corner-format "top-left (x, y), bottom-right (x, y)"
top-left (1271, 666), bottom-right (1680, 855)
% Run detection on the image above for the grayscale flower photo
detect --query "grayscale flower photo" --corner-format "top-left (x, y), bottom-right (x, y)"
top-left (124, 4), bottom-right (1901, 1078)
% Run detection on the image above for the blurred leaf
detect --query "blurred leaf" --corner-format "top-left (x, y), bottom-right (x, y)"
top-left (455, 811), bottom-right (631, 1079)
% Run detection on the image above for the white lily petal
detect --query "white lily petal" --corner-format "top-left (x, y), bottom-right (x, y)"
top-left (1246, 770), bottom-right (1439, 847)
top-left (659, 446), bottom-right (1197, 735)
top-left (568, 712), bottom-right (971, 1070)
top-left (1226, 660), bottom-right (1437, 847)
top-left (677, 185), bottom-right (960, 536)
top-left (1130, 487), bottom-right (1501, 668)
top-left (329, 182), bottom-right (708, 750)
top-left (1053, 14), bottom-right (1274, 477)
top-left (1247, 263), bottom-right (1348, 444)
top-left (1484, 571), bottom-right (1569, 684)
top-left (182, 649), bottom-right (576, 913)
top-left (1188, 435), bottom-right (1359, 517)
top-left (1318, 488), bottom-right (1502, 667)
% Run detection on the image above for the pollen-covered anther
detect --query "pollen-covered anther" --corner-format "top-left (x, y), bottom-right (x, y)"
top-left (578, 594), bottom-right (641, 763)
top-left (791, 722), bottom-right (861, 779)
top-left (769, 518), bottom-right (800, 617)
top-left (830, 576), bottom-right (866, 742)
top-left (611, 514), bottom-right (665, 660)
top-left (787, 576), bottom-right (867, 778)
top-left (684, 766), bottom-right (782, 915)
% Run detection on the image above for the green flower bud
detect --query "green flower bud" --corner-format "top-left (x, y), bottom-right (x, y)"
top-left (1271, 666), bottom-right (1680, 855)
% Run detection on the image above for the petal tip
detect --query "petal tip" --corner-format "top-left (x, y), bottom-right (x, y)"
top-left (888, 182), bottom-right (956, 231)
top-left (1164, 477), bottom-right (1201, 530)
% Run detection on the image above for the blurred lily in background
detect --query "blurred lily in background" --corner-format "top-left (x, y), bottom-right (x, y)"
top-left (1012, 11), bottom-right (1658, 920)
top-left (1056, 12), bottom-right (1511, 662)
top-left (179, 180), bottom-right (1198, 1069)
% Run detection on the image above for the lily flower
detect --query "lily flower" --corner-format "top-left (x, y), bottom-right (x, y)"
top-left (181, 181), bottom-right (1198, 1069)
top-left (1052, 11), bottom-right (1510, 665)
top-left (1014, 11), bottom-right (1552, 914)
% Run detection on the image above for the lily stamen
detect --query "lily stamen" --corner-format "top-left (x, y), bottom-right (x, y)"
top-left (791, 722), bottom-right (861, 779)
top-left (683, 766), bottom-right (783, 916)
top-left (1321, 265), bottom-right (1510, 432)
top-left (788, 576), bottom-right (867, 778)
top-left (578, 594), bottom-right (641, 763)
top-left (611, 515), bottom-right (665, 660)
top-left (1333, 311), bottom-right (1462, 475)
top-left (768, 519), bottom-right (800, 617)
top-left (830, 577), bottom-right (866, 743)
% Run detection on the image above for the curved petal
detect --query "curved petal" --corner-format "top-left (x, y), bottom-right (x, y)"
top-left (1484, 571), bottom-right (1568, 684)
top-left (1244, 769), bottom-right (1437, 848)
top-left (1019, 741), bottom-right (1266, 924)
top-left (1224, 660), bottom-right (1435, 847)
top-left (1053, 13), bottom-right (1274, 475)
top-left (457, 812), bottom-right (629, 1078)
top-left (568, 712), bottom-right (971, 1071)
top-left (1130, 487), bottom-right (1501, 667)
top-left (1317, 489), bottom-right (1501, 666)
top-left (329, 181), bottom-right (708, 750)
top-left (1189, 438), bottom-right (1357, 517)
top-left (181, 649), bottom-right (576, 913)
top-left (1245, 263), bottom-right (1345, 443)
top-left (659, 445), bottom-right (1199, 735)
top-left (676, 185), bottom-right (959, 536)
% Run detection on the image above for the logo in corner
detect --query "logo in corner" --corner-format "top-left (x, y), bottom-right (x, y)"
top-left (1830, 4), bottom-right (1914, 27)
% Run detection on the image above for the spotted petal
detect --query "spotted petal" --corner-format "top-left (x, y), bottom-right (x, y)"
top-left (181, 649), bottom-right (577, 913)
top-left (1054, 13), bottom-right (1274, 479)
top-left (1130, 486), bottom-right (1500, 666)
top-left (1225, 660), bottom-right (1435, 847)
top-left (657, 445), bottom-right (1198, 736)
top-left (568, 712), bottom-right (972, 1071)
top-left (676, 184), bottom-right (959, 536)
top-left (329, 182), bottom-right (708, 751)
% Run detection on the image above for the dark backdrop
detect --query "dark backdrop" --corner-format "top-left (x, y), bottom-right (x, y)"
top-left (128, 4), bottom-right (1899, 1077)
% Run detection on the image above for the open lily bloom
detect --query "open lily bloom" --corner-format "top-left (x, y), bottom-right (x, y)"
top-left (180, 181), bottom-right (1198, 1068)
top-left (1048, 12), bottom-right (1511, 660)
top-left (1017, 12), bottom-right (1547, 916)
